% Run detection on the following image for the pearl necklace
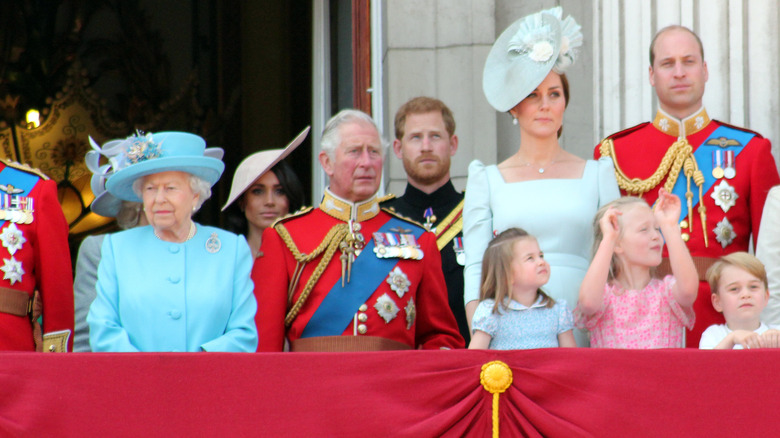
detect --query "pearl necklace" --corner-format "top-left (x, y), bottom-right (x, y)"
top-left (153, 222), bottom-right (197, 243)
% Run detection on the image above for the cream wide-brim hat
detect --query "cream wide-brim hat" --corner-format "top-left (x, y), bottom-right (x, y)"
top-left (482, 10), bottom-right (563, 113)
top-left (106, 132), bottom-right (225, 202)
top-left (221, 126), bottom-right (310, 211)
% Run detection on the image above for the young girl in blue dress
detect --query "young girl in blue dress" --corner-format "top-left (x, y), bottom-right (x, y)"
top-left (468, 228), bottom-right (576, 349)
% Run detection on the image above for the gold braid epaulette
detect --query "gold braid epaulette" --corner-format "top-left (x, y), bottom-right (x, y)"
top-left (381, 207), bottom-right (426, 229)
top-left (599, 137), bottom-right (692, 196)
top-left (0, 159), bottom-right (50, 180)
top-left (376, 193), bottom-right (395, 203)
top-left (275, 222), bottom-right (350, 327)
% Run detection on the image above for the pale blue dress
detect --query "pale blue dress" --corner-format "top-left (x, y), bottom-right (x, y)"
top-left (472, 297), bottom-right (573, 349)
top-left (88, 224), bottom-right (258, 352)
top-left (463, 157), bottom-right (619, 346)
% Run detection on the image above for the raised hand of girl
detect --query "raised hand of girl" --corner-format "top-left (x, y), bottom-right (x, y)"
top-left (653, 188), bottom-right (681, 228)
top-left (599, 206), bottom-right (621, 245)
top-left (657, 188), bottom-right (698, 307)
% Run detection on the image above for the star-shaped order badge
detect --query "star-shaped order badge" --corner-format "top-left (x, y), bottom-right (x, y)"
top-left (386, 266), bottom-right (410, 298)
top-left (1, 256), bottom-right (25, 285)
top-left (713, 217), bottom-right (736, 248)
top-left (374, 293), bottom-right (400, 323)
top-left (711, 180), bottom-right (738, 213)
top-left (0, 223), bottom-right (26, 255)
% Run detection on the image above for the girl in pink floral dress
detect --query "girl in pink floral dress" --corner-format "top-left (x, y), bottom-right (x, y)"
top-left (575, 189), bottom-right (698, 348)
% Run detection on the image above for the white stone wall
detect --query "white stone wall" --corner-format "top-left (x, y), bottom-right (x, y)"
top-left (379, 0), bottom-right (780, 193)
top-left (382, 0), bottom-right (496, 194)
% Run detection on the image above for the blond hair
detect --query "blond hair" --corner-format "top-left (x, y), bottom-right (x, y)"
top-left (480, 228), bottom-right (555, 314)
top-left (591, 196), bottom-right (651, 280)
top-left (706, 252), bottom-right (768, 294)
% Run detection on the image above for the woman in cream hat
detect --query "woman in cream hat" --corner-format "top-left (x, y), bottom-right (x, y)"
top-left (223, 127), bottom-right (308, 259)
top-left (87, 131), bottom-right (257, 352)
top-left (464, 7), bottom-right (620, 346)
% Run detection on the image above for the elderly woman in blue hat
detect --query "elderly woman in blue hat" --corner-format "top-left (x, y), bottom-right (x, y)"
top-left (87, 132), bottom-right (258, 352)
top-left (463, 7), bottom-right (620, 346)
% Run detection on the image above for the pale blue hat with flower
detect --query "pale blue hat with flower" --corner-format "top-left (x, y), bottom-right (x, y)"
top-left (483, 7), bottom-right (583, 112)
top-left (105, 131), bottom-right (225, 202)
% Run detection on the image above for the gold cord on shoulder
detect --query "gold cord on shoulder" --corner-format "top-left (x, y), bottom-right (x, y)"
top-left (276, 222), bottom-right (351, 326)
top-left (601, 137), bottom-right (708, 247)
top-left (600, 138), bottom-right (691, 197)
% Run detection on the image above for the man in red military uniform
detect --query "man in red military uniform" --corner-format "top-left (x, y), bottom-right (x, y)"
top-left (254, 110), bottom-right (464, 351)
top-left (0, 160), bottom-right (74, 351)
top-left (596, 26), bottom-right (780, 347)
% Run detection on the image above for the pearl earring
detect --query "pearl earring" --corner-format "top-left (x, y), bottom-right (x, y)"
top-left (512, 117), bottom-right (518, 125)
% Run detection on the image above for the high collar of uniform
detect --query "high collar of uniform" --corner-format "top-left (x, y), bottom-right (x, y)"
top-left (401, 180), bottom-right (458, 209)
top-left (320, 188), bottom-right (380, 222)
top-left (652, 107), bottom-right (710, 138)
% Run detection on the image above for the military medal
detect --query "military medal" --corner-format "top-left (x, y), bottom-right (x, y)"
top-left (374, 293), bottom-right (399, 323)
top-left (405, 298), bottom-right (416, 330)
top-left (0, 256), bottom-right (25, 285)
top-left (711, 150), bottom-right (724, 179)
top-left (723, 150), bottom-right (736, 179)
top-left (453, 237), bottom-right (465, 266)
top-left (711, 180), bottom-right (738, 213)
top-left (713, 217), bottom-right (736, 248)
top-left (0, 223), bottom-right (27, 255)
top-left (205, 232), bottom-right (221, 253)
top-left (373, 231), bottom-right (423, 260)
top-left (423, 207), bottom-right (437, 232)
top-left (0, 195), bottom-right (34, 225)
top-left (373, 232), bottom-right (389, 256)
top-left (399, 233), bottom-right (423, 260)
top-left (386, 266), bottom-right (410, 298)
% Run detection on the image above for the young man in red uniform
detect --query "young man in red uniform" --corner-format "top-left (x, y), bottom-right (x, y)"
top-left (596, 26), bottom-right (780, 347)
top-left (0, 160), bottom-right (73, 351)
top-left (254, 110), bottom-right (464, 351)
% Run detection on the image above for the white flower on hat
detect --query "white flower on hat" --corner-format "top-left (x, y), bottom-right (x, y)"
top-left (529, 40), bottom-right (554, 63)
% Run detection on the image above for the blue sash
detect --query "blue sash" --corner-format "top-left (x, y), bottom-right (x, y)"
top-left (301, 217), bottom-right (424, 338)
top-left (670, 125), bottom-right (754, 222)
top-left (0, 165), bottom-right (39, 228)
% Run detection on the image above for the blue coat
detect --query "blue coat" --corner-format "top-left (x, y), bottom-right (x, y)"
top-left (88, 224), bottom-right (258, 352)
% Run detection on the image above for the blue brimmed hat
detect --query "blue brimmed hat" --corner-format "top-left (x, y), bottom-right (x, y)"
top-left (483, 7), bottom-right (582, 112)
top-left (86, 135), bottom-right (225, 215)
top-left (105, 131), bottom-right (225, 202)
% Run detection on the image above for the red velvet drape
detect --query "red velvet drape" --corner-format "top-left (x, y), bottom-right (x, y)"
top-left (1, 349), bottom-right (775, 437)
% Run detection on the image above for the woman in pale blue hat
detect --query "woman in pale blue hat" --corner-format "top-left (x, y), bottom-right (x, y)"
top-left (464, 7), bottom-right (620, 346)
top-left (87, 131), bottom-right (258, 352)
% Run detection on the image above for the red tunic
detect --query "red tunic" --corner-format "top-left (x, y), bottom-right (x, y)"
top-left (0, 162), bottom-right (74, 351)
top-left (596, 109), bottom-right (780, 347)
top-left (253, 192), bottom-right (464, 351)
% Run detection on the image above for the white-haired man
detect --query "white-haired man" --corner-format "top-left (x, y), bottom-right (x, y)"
top-left (254, 109), bottom-right (464, 351)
